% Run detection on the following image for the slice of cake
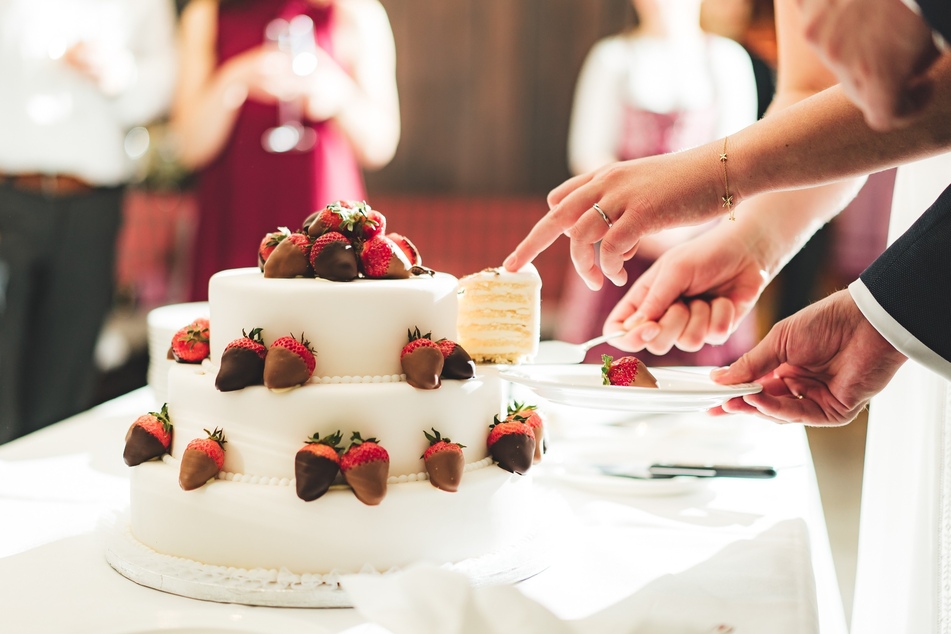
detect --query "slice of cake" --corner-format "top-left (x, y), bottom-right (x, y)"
top-left (457, 264), bottom-right (541, 364)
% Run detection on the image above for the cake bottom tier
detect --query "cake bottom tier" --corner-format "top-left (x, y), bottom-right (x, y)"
top-left (130, 457), bottom-right (534, 575)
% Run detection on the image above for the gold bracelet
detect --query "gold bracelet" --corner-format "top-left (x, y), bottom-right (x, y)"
top-left (719, 137), bottom-right (735, 221)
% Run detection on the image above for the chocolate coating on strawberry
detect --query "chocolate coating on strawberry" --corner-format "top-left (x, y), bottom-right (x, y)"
top-left (341, 432), bottom-right (389, 506)
top-left (387, 232), bottom-right (421, 266)
top-left (310, 232), bottom-right (358, 282)
top-left (216, 327), bottom-right (267, 392)
top-left (263, 233), bottom-right (312, 279)
top-left (258, 227), bottom-right (291, 271)
top-left (123, 404), bottom-right (173, 466)
top-left (402, 346), bottom-right (444, 389)
top-left (295, 431), bottom-right (343, 502)
top-left (487, 417), bottom-right (535, 475)
top-left (179, 428), bottom-right (226, 491)
top-left (422, 428), bottom-right (465, 492)
top-left (507, 402), bottom-right (545, 463)
top-left (264, 334), bottom-right (316, 390)
top-left (436, 339), bottom-right (475, 379)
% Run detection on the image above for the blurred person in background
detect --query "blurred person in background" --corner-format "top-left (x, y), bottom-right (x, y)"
top-left (554, 0), bottom-right (758, 366)
top-left (172, 0), bottom-right (400, 301)
top-left (0, 0), bottom-right (177, 443)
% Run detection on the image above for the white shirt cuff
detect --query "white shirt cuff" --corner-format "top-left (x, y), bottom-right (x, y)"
top-left (849, 279), bottom-right (951, 381)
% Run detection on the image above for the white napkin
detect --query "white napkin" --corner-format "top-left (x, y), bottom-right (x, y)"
top-left (341, 520), bottom-right (817, 634)
top-left (342, 565), bottom-right (576, 634)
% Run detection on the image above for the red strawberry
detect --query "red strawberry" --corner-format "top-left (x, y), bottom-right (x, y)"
top-left (123, 403), bottom-right (173, 466)
top-left (361, 207), bottom-right (386, 240)
top-left (400, 327), bottom-right (443, 389)
top-left (386, 232), bottom-right (422, 266)
top-left (179, 427), bottom-right (227, 491)
top-left (359, 235), bottom-right (412, 279)
top-left (340, 432), bottom-right (389, 505)
top-left (507, 401), bottom-right (545, 463)
top-left (421, 428), bottom-right (465, 492)
top-left (258, 227), bottom-right (291, 270)
top-left (263, 232), bottom-right (312, 279)
top-left (487, 416), bottom-right (535, 475)
top-left (601, 354), bottom-right (658, 388)
top-left (216, 327), bottom-right (267, 392)
top-left (306, 201), bottom-right (366, 238)
top-left (170, 320), bottom-right (211, 364)
top-left (435, 338), bottom-right (475, 379)
top-left (264, 333), bottom-right (317, 390)
top-left (295, 430), bottom-right (343, 501)
top-left (309, 231), bottom-right (358, 282)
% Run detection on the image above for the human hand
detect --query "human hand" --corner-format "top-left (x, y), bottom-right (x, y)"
top-left (503, 149), bottom-right (725, 290)
top-left (226, 45), bottom-right (315, 105)
top-left (603, 228), bottom-right (768, 355)
top-left (797, 0), bottom-right (941, 131)
top-left (710, 289), bottom-right (906, 425)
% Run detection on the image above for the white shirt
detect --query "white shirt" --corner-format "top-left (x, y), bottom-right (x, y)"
top-left (0, 0), bottom-right (177, 186)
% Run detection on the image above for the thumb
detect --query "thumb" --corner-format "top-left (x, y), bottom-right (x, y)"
top-left (712, 329), bottom-right (786, 385)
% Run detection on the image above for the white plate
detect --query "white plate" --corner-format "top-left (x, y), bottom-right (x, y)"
top-left (500, 364), bottom-right (761, 412)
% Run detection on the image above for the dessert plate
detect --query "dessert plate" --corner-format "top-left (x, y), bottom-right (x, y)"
top-left (499, 364), bottom-right (761, 412)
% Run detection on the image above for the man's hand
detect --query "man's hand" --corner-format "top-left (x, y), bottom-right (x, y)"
top-left (603, 228), bottom-right (769, 356)
top-left (711, 289), bottom-right (907, 425)
top-left (798, 0), bottom-right (941, 130)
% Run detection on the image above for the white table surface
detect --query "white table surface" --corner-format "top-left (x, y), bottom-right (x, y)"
top-left (0, 387), bottom-right (847, 634)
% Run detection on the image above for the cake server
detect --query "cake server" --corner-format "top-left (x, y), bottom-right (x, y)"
top-left (595, 463), bottom-right (777, 480)
top-left (531, 331), bottom-right (627, 364)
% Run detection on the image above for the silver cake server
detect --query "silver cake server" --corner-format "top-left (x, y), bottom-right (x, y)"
top-left (531, 331), bottom-right (627, 365)
top-left (595, 463), bottom-right (777, 480)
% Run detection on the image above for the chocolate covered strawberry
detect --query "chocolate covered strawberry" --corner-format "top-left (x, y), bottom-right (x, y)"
top-left (340, 432), bottom-right (389, 505)
top-left (435, 338), bottom-right (475, 379)
top-left (487, 415), bottom-right (535, 475)
top-left (309, 231), bottom-right (358, 282)
top-left (123, 404), bottom-right (173, 466)
top-left (359, 234), bottom-right (412, 279)
top-left (601, 354), bottom-right (658, 388)
top-left (387, 232), bottom-right (421, 266)
top-left (361, 207), bottom-right (386, 240)
top-left (170, 319), bottom-right (210, 364)
top-left (507, 401), bottom-right (545, 462)
top-left (422, 428), bottom-right (465, 492)
top-left (295, 430), bottom-right (343, 502)
top-left (264, 333), bottom-right (316, 390)
top-left (305, 200), bottom-right (367, 238)
top-left (179, 427), bottom-right (227, 491)
top-left (216, 327), bottom-right (267, 392)
top-left (263, 232), bottom-right (312, 279)
top-left (400, 327), bottom-right (443, 389)
top-left (258, 227), bottom-right (291, 270)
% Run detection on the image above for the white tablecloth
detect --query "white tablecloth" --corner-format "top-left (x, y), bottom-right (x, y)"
top-left (0, 388), bottom-right (847, 633)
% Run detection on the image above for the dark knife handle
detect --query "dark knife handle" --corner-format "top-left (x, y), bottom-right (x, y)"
top-left (649, 464), bottom-right (777, 479)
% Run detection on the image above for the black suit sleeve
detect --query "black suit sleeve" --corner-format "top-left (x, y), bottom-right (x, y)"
top-left (915, 0), bottom-right (951, 41)
top-left (860, 182), bottom-right (951, 363)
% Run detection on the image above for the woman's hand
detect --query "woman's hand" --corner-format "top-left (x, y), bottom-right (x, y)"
top-left (504, 147), bottom-right (728, 289)
top-left (603, 224), bottom-right (769, 356)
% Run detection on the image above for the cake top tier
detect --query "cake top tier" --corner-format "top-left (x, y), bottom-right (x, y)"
top-left (209, 268), bottom-right (460, 379)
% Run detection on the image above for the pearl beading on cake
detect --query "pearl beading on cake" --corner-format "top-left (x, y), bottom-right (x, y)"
top-left (311, 374), bottom-right (405, 384)
top-left (214, 456), bottom-right (495, 485)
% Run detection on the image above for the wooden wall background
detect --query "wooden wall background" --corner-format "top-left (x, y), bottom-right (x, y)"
top-left (367, 0), bottom-right (634, 195)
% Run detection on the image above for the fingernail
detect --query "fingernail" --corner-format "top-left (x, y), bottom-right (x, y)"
top-left (623, 312), bottom-right (646, 330)
top-left (502, 254), bottom-right (516, 270)
top-left (710, 366), bottom-right (729, 380)
top-left (639, 324), bottom-right (659, 342)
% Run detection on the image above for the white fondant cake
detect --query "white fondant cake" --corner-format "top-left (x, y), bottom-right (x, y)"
top-left (126, 267), bottom-right (539, 594)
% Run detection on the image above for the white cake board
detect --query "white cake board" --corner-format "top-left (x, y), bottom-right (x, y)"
top-left (102, 493), bottom-right (564, 608)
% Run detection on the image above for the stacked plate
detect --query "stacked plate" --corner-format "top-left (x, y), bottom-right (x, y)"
top-left (146, 302), bottom-right (209, 404)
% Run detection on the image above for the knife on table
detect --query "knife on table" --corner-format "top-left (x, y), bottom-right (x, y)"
top-left (596, 463), bottom-right (777, 480)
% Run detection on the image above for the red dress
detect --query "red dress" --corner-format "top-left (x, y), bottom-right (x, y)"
top-left (189, 0), bottom-right (365, 300)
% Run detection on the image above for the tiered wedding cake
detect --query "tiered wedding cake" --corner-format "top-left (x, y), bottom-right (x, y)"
top-left (112, 202), bottom-right (545, 605)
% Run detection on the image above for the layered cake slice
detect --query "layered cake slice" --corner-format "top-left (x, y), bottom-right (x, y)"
top-left (457, 264), bottom-right (542, 364)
